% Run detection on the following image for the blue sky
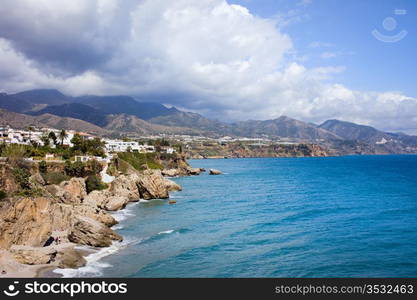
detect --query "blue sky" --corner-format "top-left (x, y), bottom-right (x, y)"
top-left (1, 0), bottom-right (417, 132)
top-left (231, 0), bottom-right (417, 96)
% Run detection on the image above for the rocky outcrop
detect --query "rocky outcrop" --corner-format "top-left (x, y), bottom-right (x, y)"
top-left (0, 196), bottom-right (117, 249)
top-left (186, 167), bottom-right (204, 176)
top-left (68, 216), bottom-right (122, 247)
top-left (108, 174), bottom-right (140, 201)
top-left (137, 170), bottom-right (170, 199)
top-left (162, 169), bottom-right (180, 177)
top-left (73, 204), bottom-right (117, 227)
top-left (45, 178), bottom-right (87, 204)
top-left (164, 178), bottom-right (182, 192)
top-left (11, 246), bottom-right (58, 265)
top-left (0, 197), bottom-right (55, 249)
top-left (209, 169), bottom-right (223, 175)
top-left (0, 163), bottom-right (19, 194)
top-left (83, 173), bottom-right (141, 211)
top-left (10, 244), bottom-right (86, 269)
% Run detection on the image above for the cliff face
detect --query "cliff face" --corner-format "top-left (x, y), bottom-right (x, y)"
top-left (185, 143), bottom-right (330, 159)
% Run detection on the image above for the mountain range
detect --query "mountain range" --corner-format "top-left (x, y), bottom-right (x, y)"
top-left (1, 89), bottom-right (417, 154)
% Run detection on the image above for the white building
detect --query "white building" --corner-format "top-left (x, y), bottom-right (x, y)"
top-left (104, 139), bottom-right (155, 153)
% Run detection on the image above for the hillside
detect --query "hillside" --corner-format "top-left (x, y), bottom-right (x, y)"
top-left (0, 109), bottom-right (111, 136)
top-left (74, 95), bottom-right (175, 120)
top-left (104, 114), bottom-right (203, 135)
top-left (230, 116), bottom-right (341, 140)
top-left (30, 103), bottom-right (108, 126)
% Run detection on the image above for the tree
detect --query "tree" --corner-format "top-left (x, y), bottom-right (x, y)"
top-left (48, 131), bottom-right (58, 146)
top-left (27, 126), bottom-right (34, 141)
top-left (70, 133), bottom-right (84, 152)
top-left (40, 133), bottom-right (50, 147)
top-left (59, 129), bottom-right (68, 146)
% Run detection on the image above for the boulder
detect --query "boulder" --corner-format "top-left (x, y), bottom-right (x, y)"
top-left (29, 173), bottom-right (46, 189)
top-left (104, 196), bottom-right (130, 211)
top-left (73, 204), bottom-right (117, 227)
top-left (10, 244), bottom-right (87, 269)
top-left (55, 246), bottom-right (86, 269)
top-left (83, 190), bottom-right (109, 208)
top-left (162, 169), bottom-right (180, 177)
top-left (209, 169), bottom-right (223, 175)
top-left (136, 170), bottom-right (169, 200)
top-left (108, 174), bottom-right (140, 201)
top-left (186, 167), bottom-right (203, 175)
top-left (10, 246), bottom-right (57, 265)
top-left (164, 178), bottom-right (182, 192)
top-left (68, 216), bottom-right (122, 247)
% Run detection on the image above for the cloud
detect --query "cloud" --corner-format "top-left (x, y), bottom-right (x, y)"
top-left (0, 0), bottom-right (417, 133)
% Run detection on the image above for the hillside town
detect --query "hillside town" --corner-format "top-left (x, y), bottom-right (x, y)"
top-left (0, 125), bottom-right (173, 162)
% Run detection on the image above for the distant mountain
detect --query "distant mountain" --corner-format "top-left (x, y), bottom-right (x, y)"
top-left (74, 95), bottom-right (175, 120)
top-left (104, 114), bottom-right (203, 135)
top-left (13, 89), bottom-right (71, 105)
top-left (229, 116), bottom-right (341, 140)
top-left (319, 119), bottom-right (390, 143)
top-left (30, 103), bottom-right (108, 126)
top-left (0, 93), bottom-right (33, 113)
top-left (149, 109), bottom-right (228, 134)
top-left (0, 89), bottom-right (72, 113)
top-left (319, 119), bottom-right (417, 154)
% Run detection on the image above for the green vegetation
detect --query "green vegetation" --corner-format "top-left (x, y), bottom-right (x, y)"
top-left (0, 190), bottom-right (7, 201)
top-left (12, 167), bottom-right (31, 190)
top-left (117, 152), bottom-right (163, 171)
top-left (85, 175), bottom-right (108, 194)
top-left (42, 172), bottom-right (70, 185)
top-left (64, 160), bottom-right (103, 178)
top-left (71, 134), bottom-right (106, 157)
top-left (1, 144), bottom-right (29, 163)
top-left (64, 160), bottom-right (86, 177)
top-left (38, 160), bottom-right (47, 173)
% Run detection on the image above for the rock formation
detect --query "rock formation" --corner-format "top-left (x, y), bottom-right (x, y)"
top-left (68, 216), bottom-right (123, 247)
top-left (209, 169), bottom-right (223, 175)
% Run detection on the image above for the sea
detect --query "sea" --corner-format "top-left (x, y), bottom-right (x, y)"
top-left (55, 155), bottom-right (417, 278)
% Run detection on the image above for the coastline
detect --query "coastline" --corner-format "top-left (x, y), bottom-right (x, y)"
top-left (0, 155), bottom-right (202, 278)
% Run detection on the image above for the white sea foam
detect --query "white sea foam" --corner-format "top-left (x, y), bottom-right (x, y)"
top-left (53, 238), bottom-right (138, 278)
top-left (139, 199), bottom-right (150, 203)
top-left (111, 202), bottom-right (139, 223)
top-left (158, 229), bottom-right (174, 235)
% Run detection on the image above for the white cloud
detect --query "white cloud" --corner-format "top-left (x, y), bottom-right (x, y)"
top-left (0, 0), bottom-right (416, 132)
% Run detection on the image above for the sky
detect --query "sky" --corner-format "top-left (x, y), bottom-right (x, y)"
top-left (0, 0), bottom-right (417, 133)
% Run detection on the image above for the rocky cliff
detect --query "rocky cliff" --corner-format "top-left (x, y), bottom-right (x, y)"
top-left (0, 159), bottom-right (185, 277)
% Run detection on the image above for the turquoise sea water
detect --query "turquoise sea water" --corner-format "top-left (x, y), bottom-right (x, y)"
top-left (63, 155), bottom-right (417, 277)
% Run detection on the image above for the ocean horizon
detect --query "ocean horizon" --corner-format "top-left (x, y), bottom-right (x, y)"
top-left (57, 155), bottom-right (417, 278)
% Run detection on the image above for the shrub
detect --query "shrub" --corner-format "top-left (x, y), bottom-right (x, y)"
top-left (42, 172), bottom-right (70, 185)
top-left (12, 167), bottom-right (31, 190)
top-left (38, 160), bottom-right (47, 173)
top-left (85, 175), bottom-right (108, 194)
top-left (0, 190), bottom-right (7, 201)
top-left (64, 161), bottom-right (86, 177)
top-left (86, 160), bottom-right (103, 175)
